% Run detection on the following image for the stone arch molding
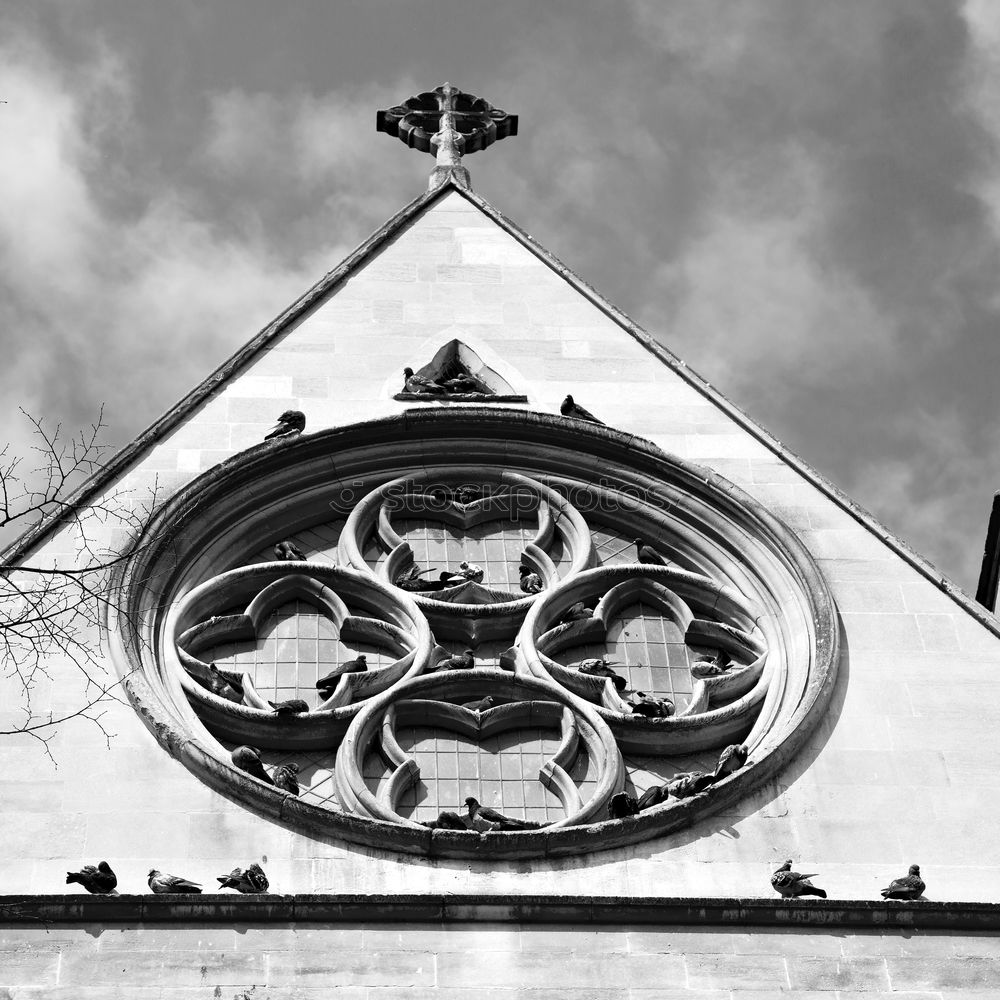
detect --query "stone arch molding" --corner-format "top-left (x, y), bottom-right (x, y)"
top-left (111, 409), bottom-right (839, 859)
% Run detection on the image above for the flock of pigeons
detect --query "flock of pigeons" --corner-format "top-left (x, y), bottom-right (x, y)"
top-left (66, 862), bottom-right (269, 896)
top-left (63, 858), bottom-right (926, 901)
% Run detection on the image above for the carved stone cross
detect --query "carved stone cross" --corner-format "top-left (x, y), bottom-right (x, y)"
top-left (376, 83), bottom-right (518, 190)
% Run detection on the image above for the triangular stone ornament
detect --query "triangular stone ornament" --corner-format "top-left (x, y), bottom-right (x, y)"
top-left (395, 338), bottom-right (528, 402)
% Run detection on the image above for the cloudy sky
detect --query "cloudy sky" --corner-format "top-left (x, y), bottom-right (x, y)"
top-left (2, 1), bottom-right (1000, 591)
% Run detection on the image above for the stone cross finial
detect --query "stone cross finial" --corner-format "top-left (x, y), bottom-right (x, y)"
top-left (376, 83), bottom-right (518, 191)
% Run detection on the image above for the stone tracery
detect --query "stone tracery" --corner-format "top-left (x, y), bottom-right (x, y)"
top-left (112, 409), bottom-right (838, 858)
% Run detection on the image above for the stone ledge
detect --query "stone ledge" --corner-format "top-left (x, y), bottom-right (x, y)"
top-left (1, 895), bottom-right (998, 930)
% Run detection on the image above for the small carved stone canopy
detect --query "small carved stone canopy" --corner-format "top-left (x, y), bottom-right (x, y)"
top-left (396, 339), bottom-right (527, 402)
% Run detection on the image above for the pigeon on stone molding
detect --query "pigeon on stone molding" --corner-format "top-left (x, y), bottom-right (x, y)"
top-left (274, 763), bottom-right (300, 795)
top-left (66, 861), bottom-right (118, 895)
top-left (634, 537), bottom-right (667, 566)
top-left (438, 648), bottom-right (475, 670)
top-left (461, 695), bottom-right (496, 712)
top-left (217, 863), bottom-right (269, 894)
top-left (519, 566), bottom-right (543, 594)
top-left (574, 657), bottom-right (627, 691)
top-left (402, 367), bottom-right (446, 395)
top-left (148, 870), bottom-right (202, 894)
top-left (269, 698), bottom-right (310, 716)
top-left (558, 602), bottom-right (594, 624)
top-left (264, 409), bottom-right (306, 441)
top-left (465, 797), bottom-right (543, 832)
top-left (204, 665), bottom-right (244, 703)
top-left (771, 860), bottom-right (827, 899)
top-left (628, 691), bottom-right (675, 718)
top-left (880, 865), bottom-right (925, 900)
top-left (273, 540), bottom-right (306, 561)
top-left (421, 810), bottom-right (469, 831)
top-left (713, 744), bottom-right (748, 780)
top-left (560, 394), bottom-right (604, 425)
top-left (231, 745), bottom-right (274, 785)
top-left (316, 655), bottom-right (368, 693)
top-left (608, 792), bottom-right (640, 819)
top-left (456, 560), bottom-right (484, 583)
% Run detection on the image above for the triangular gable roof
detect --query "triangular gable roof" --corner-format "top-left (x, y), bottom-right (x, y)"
top-left (6, 177), bottom-right (998, 640)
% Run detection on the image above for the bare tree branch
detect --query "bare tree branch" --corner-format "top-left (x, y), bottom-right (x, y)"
top-left (0, 409), bottom-right (162, 763)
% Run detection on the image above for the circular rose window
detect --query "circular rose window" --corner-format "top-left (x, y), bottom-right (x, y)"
top-left (112, 409), bottom-right (838, 858)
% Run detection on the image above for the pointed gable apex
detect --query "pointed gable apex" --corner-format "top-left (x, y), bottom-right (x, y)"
top-left (5, 177), bottom-right (1000, 647)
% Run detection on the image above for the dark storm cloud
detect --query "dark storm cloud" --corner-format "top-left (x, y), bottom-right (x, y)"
top-left (2, 1), bottom-right (1000, 587)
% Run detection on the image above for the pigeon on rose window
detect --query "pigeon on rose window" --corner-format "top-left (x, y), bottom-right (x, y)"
top-left (560, 394), bottom-right (604, 425)
top-left (231, 745), bottom-right (274, 785)
top-left (263, 410), bottom-right (306, 441)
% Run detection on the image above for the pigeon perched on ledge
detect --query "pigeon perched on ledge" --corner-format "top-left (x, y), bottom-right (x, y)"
top-left (771, 860), bottom-right (827, 899)
top-left (461, 695), bottom-right (496, 712)
top-left (204, 665), bottom-right (243, 703)
top-left (574, 658), bottom-right (627, 692)
top-left (628, 691), bottom-right (674, 718)
top-left (274, 540), bottom-right (306, 561)
top-left (880, 864), bottom-right (925, 900)
top-left (264, 410), bottom-right (306, 441)
top-left (231, 745), bottom-right (274, 785)
top-left (465, 797), bottom-right (543, 832)
top-left (560, 394), bottom-right (604, 425)
top-left (691, 652), bottom-right (732, 678)
top-left (456, 560), bottom-right (485, 583)
top-left (316, 655), bottom-right (368, 692)
top-left (558, 602), bottom-right (594, 624)
top-left (217, 863), bottom-right (269, 894)
top-left (519, 566), bottom-right (544, 594)
top-left (608, 792), bottom-right (640, 819)
top-left (438, 649), bottom-right (475, 670)
top-left (713, 744), bottom-right (748, 780)
top-left (666, 771), bottom-right (715, 798)
top-left (421, 810), bottom-right (469, 831)
top-left (274, 763), bottom-right (300, 795)
top-left (66, 861), bottom-right (118, 895)
top-left (148, 870), bottom-right (202, 894)
top-left (269, 698), bottom-right (310, 716)
top-left (634, 537), bottom-right (667, 566)
top-left (402, 367), bottom-right (446, 395)
top-left (637, 785), bottom-right (668, 811)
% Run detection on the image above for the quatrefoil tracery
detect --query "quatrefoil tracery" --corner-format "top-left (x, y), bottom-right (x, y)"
top-left (118, 409), bottom-right (838, 858)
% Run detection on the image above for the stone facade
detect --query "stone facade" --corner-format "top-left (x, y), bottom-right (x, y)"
top-left (2, 179), bottom-right (998, 995)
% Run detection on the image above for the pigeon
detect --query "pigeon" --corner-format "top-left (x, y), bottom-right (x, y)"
top-left (269, 698), bottom-right (310, 716)
top-left (421, 810), bottom-right (469, 831)
top-left (691, 652), bottom-right (732, 678)
top-left (558, 602), bottom-right (593, 624)
top-left (217, 863), bottom-right (269, 894)
top-left (634, 537), bottom-right (667, 566)
top-left (395, 563), bottom-right (436, 585)
top-left (148, 870), bottom-right (202, 894)
top-left (402, 367), bottom-right (446, 395)
top-left (316, 655), bottom-right (368, 691)
top-left (498, 647), bottom-right (518, 671)
top-left (574, 658), bottom-right (628, 692)
top-left (771, 860), bottom-right (827, 899)
top-left (439, 374), bottom-right (483, 394)
top-left (465, 796), bottom-right (543, 832)
top-left (629, 691), bottom-right (675, 718)
top-left (231, 745), bottom-right (274, 785)
top-left (204, 665), bottom-right (244, 703)
top-left (273, 540), bottom-right (306, 561)
top-left (461, 695), bottom-right (496, 712)
top-left (519, 566), bottom-right (544, 594)
top-left (608, 792), bottom-right (640, 819)
top-left (714, 744), bottom-right (748, 780)
top-left (264, 409), bottom-right (306, 441)
top-left (438, 649), bottom-right (475, 670)
top-left (666, 771), bottom-right (715, 798)
top-left (439, 569), bottom-right (467, 587)
top-left (66, 861), bottom-right (118, 895)
top-left (274, 763), bottom-right (300, 795)
top-left (637, 785), bottom-right (668, 811)
top-left (452, 484), bottom-right (484, 504)
top-left (880, 864), bottom-right (925, 900)
top-left (456, 560), bottom-right (484, 583)
top-left (560, 394), bottom-right (605, 425)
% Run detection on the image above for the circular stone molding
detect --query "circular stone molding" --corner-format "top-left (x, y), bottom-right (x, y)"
top-left (111, 408), bottom-right (839, 859)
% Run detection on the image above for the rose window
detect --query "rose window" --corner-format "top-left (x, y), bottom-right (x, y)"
top-left (113, 409), bottom-right (838, 858)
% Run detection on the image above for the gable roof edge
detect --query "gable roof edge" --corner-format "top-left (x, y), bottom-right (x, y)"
top-left (450, 184), bottom-right (1000, 641)
top-left (1, 181), bottom-right (459, 566)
